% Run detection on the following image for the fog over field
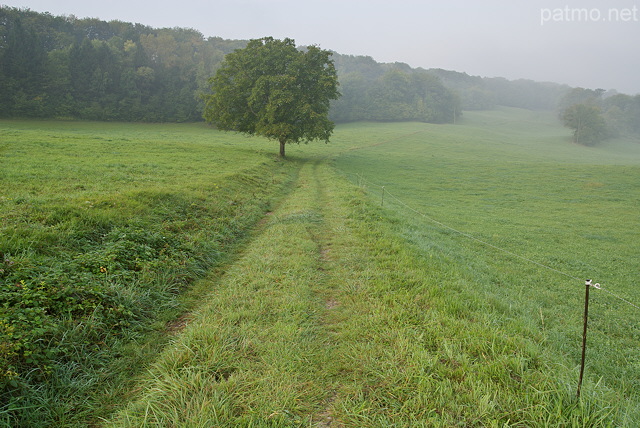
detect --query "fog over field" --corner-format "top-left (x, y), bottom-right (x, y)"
top-left (6, 0), bottom-right (640, 94)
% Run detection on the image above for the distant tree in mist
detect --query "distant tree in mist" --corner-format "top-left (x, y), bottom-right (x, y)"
top-left (602, 93), bottom-right (640, 136)
top-left (557, 87), bottom-right (604, 112)
top-left (558, 87), bottom-right (640, 142)
top-left (561, 103), bottom-right (607, 146)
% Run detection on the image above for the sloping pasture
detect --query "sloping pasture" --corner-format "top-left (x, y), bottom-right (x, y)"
top-left (333, 107), bottom-right (640, 423)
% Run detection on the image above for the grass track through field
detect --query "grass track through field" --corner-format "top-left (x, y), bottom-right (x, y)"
top-left (107, 157), bottom-right (346, 425)
top-left (107, 152), bottom-right (621, 426)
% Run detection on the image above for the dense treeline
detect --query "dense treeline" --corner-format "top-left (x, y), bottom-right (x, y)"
top-left (428, 68), bottom-right (571, 111)
top-left (0, 7), bottom-right (244, 121)
top-left (0, 7), bottom-right (461, 123)
top-left (329, 56), bottom-right (461, 123)
top-left (2, 6), bottom-right (639, 129)
top-left (559, 87), bottom-right (640, 136)
top-left (558, 87), bottom-right (640, 145)
top-left (0, 7), bottom-right (504, 124)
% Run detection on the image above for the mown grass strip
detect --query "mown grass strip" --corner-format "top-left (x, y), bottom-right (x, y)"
top-left (107, 159), bottom-right (335, 426)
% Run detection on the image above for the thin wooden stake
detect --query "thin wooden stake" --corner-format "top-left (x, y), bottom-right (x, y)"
top-left (577, 279), bottom-right (591, 398)
top-left (381, 186), bottom-right (385, 206)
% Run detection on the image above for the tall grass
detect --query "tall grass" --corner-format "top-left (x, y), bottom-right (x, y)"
top-left (0, 120), bottom-right (299, 426)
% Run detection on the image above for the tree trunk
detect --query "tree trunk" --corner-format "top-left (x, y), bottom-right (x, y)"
top-left (279, 139), bottom-right (286, 158)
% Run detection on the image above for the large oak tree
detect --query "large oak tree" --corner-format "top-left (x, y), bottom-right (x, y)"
top-left (202, 37), bottom-right (340, 157)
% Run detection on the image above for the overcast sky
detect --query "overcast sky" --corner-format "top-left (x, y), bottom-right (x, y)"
top-left (4, 0), bottom-right (640, 94)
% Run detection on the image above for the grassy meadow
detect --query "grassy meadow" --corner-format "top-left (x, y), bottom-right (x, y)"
top-left (333, 108), bottom-right (640, 391)
top-left (1, 109), bottom-right (640, 426)
top-left (331, 108), bottom-right (640, 423)
top-left (0, 121), bottom-right (299, 425)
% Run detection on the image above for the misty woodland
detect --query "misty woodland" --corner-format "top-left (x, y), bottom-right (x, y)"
top-left (1, 7), bottom-right (639, 145)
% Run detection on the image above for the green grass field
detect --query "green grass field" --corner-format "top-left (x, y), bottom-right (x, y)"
top-left (1, 109), bottom-right (640, 426)
top-left (0, 121), bottom-right (300, 425)
top-left (333, 108), bottom-right (640, 398)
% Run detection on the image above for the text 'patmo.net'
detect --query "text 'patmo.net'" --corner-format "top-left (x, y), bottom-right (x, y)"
top-left (541, 6), bottom-right (639, 25)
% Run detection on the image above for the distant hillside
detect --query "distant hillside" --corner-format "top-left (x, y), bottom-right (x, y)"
top-left (329, 55), bottom-right (460, 123)
top-left (427, 68), bottom-right (570, 111)
top-left (2, 5), bottom-right (636, 130)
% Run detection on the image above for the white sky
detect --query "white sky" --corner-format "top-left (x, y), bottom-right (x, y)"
top-left (4, 0), bottom-right (640, 94)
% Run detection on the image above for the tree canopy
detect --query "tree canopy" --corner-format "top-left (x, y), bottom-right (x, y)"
top-left (330, 65), bottom-right (460, 123)
top-left (561, 103), bottom-right (607, 146)
top-left (202, 37), bottom-right (340, 157)
top-left (0, 6), bottom-right (245, 121)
